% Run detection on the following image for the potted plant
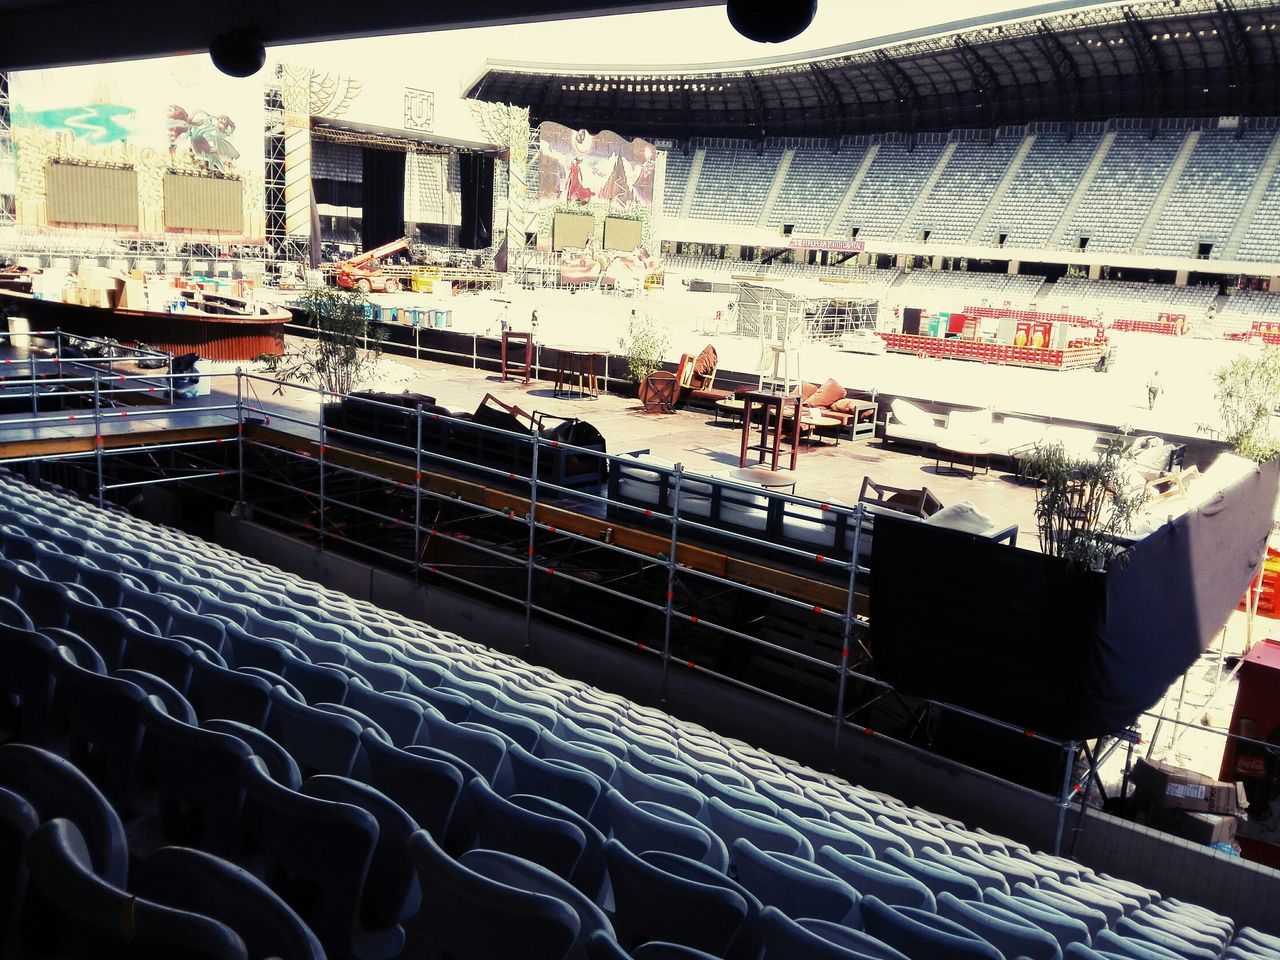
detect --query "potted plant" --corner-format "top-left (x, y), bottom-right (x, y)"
top-left (617, 311), bottom-right (672, 409)
top-left (259, 286), bottom-right (385, 399)
top-left (1205, 347), bottom-right (1280, 463)
top-left (1018, 438), bottom-right (1147, 571)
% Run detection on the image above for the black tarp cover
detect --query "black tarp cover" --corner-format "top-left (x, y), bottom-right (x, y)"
top-left (868, 456), bottom-right (1279, 740)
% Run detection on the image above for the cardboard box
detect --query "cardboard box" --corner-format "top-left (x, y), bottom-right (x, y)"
top-left (1147, 807), bottom-right (1238, 846)
top-left (1131, 758), bottom-right (1247, 814)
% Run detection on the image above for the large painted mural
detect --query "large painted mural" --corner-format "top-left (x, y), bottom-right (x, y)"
top-left (533, 122), bottom-right (656, 255)
top-left (8, 58), bottom-right (265, 241)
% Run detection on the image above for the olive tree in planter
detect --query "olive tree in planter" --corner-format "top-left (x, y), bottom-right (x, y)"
top-left (617, 311), bottom-right (671, 404)
top-left (259, 286), bottom-right (385, 398)
top-left (1019, 439), bottom-right (1148, 571)
top-left (1207, 347), bottom-right (1280, 463)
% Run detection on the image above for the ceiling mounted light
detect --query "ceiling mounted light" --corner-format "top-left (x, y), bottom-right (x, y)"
top-left (726, 0), bottom-right (819, 43)
top-left (209, 27), bottom-right (266, 78)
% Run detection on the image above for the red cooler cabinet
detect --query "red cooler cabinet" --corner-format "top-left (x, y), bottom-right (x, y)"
top-left (1220, 638), bottom-right (1280, 866)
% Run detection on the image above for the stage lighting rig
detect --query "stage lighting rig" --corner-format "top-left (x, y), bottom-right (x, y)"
top-left (210, 27), bottom-right (266, 78)
top-left (727, 0), bottom-right (818, 43)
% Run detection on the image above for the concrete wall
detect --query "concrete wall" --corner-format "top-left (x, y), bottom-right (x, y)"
top-left (217, 513), bottom-right (1280, 935)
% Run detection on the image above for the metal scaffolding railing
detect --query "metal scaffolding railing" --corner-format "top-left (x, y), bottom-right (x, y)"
top-left (0, 358), bottom-right (1137, 855)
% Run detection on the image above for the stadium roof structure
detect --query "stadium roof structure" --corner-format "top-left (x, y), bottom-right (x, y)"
top-left (468, 0), bottom-right (1280, 139)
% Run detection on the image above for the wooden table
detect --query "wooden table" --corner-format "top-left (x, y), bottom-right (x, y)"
top-left (738, 391), bottom-right (801, 472)
top-left (550, 345), bottom-right (606, 399)
top-left (794, 412), bottom-right (844, 446)
top-left (730, 466), bottom-right (798, 494)
top-left (715, 398), bottom-right (746, 426)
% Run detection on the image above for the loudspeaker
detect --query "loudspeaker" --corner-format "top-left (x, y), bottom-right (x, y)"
top-left (902, 307), bottom-right (922, 336)
top-left (459, 154), bottom-right (495, 250)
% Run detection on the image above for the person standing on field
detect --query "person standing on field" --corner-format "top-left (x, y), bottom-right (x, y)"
top-left (1147, 370), bottom-right (1163, 411)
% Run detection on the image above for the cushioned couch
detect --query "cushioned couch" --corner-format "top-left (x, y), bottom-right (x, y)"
top-left (607, 454), bottom-right (1017, 571)
top-left (324, 391), bottom-right (608, 490)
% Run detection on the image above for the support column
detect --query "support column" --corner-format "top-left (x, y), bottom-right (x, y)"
top-left (1007, 260), bottom-right (1021, 275)
top-left (1174, 269), bottom-right (1189, 286)
top-left (281, 65), bottom-right (314, 247)
top-left (1088, 263), bottom-right (1102, 280)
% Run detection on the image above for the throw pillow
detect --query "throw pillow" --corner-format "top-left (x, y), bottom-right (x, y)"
top-left (830, 397), bottom-right (861, 414)
top-left (924, 501), bottom-right (996, 535)
top-left (800, 381), bottom-right (820, 402)
top-left (693, 344), bottom-right (718, 377)
top-left (809, 378), bottom-right (845, 409)
top-left (890, 399), bottom-right (932, 427)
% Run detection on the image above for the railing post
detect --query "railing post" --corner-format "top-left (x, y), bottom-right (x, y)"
top-left (235, 368), bottom-right (246, 509)
top-left (92, 370), bottom-right (105, 508)
top-left (472, 332), bottom-right (479, 370)
top-left (660, 464), bottom-right (684, 705)
top-left (413, 404), bottom-right (424, 581)
top-left (834, 503), bottom-right (864, 759)
top-left (524, 426), bottom-right (541, 654)
top-left (1053, 740), bottom-right (1079, 856)
top-left (317, 391), bottom-right (327, 548)
top-left (167, 352), bottom-right (176, 406)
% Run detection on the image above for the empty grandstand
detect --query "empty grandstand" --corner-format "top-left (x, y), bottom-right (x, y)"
top-left (4, 0), bottom-right (1280, 956)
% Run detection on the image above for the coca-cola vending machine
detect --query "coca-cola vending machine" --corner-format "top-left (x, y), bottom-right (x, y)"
top-left (1220, 638), bottom-right (1280, 866)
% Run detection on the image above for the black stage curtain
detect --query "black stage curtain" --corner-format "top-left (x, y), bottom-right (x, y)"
top-left (361, 148), bottom-right (405, 251)
top-left (459, 154), bottom-right (494, 250)
top-left (312, 177), bottom-right (362, 209)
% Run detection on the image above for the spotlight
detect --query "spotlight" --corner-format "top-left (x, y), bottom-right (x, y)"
top-left (210, 27), bottom-right (266, 78)
top-left (727, 0), bottom-right (818, 43)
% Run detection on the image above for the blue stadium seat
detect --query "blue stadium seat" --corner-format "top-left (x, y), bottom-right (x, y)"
top-left (861, 895), bottom-right (1004, 960)
top-left (605, 789), bottom-right (714, 863)
top-left (463, 847), bottom-right (614, 960)
top-left (1093, 929), bottom-right (1188, 960)
top-left (409, 826), bottom-right (581, 960)
top-left (500, 742), bottom-right (604, 821)
top-left (143, 702), bottom-right (254, 858)
top-left (937, 891), bottom-right (1064, 960)
top-left (829, 812), bottom-right (913, 858)
top-left (121, 630), bottom-right (195, 693)
top-left (776, 808), bottom-right (875, 860)
top-left (754, 906), bottom-right (910, 960)
top-left (698, 774), bottom-right (780, 816)
top-left (701, 797), bottom-right (814, 865)
top-left (361, 729), bottom-right (463, 841)
top-left (612, 761), bottom-right (704, 818)
top-left (203, 719), bottom-right (302, 789)
top-left (920, 846), bottom-right (1011, 895)
top-left (54, 662), bottom-right (150, 814)
top-left (189, 652), bottom-right (273, 727)
top-left (603, 839), bottom-right (750, 956)
top-left (303, 775), bottom-right (421, 930)
top-left (0, 784), bottom-right (39, 953)
top-left (240, 755), bottom-right (401, 960)
top-left (0, 624), bottom-right (58, 743)
top-left (1014, 881), bottom-right (1111, 938)
top-left (730, 838), bottom-right (860, 924)
top-left (982, 887), bottom-right (1092, 950)
top-left (266, 686), bottom-right (363, 778)
top-left (135, 845), bottom-right (325, 960)
top-left (20, 818), bottom-right (248, 960)
top-left (117, 668), bottom-right (197, 724)
top-left (470, 777), bottom-right (588, 880)
top-left (884, 846), bottom-right (984, 901)
top-left (421, 709), bottom-right (508, 782)
top-left (282, 655), bottom-right (351, 705)
top-left (0, 594), bottom-right (34, 630)
top-left (817, 849), bottom-right (937, 912)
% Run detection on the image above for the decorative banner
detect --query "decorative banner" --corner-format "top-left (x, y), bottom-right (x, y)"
top-left (538, 121), bottom-right (655, 212)
top-left (9, 58), bottom-right (264, 241)
top-left (535, 121), bottom-right (656, 254)
top-left (786, 237), bottom-right (865, 253)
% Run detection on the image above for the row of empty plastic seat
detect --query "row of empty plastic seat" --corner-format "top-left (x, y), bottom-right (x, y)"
top-left (0, 470), bottom-right (1275, 960)
top-left (658, 125), bottom-right (1280, 263)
